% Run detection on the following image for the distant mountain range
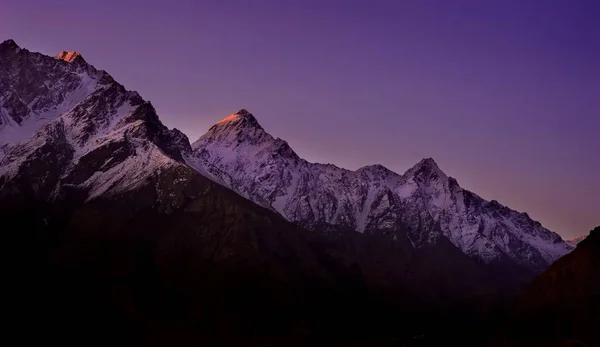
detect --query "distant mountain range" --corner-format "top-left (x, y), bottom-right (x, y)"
top-left (0, 39), bottom-right (588, 345)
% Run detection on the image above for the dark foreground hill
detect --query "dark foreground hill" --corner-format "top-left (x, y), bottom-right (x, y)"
top-left (1, 165), bottom-right (517, 347)
top-left (487, 226), bottom-right (600, 347)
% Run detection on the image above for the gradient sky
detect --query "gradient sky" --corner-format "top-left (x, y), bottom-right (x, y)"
top-left (2, 0), bottom-right (599, 238)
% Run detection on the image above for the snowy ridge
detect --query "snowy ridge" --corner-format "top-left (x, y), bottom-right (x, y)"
top-left (188, 110), bottom-right (574, 270)
top-left (0, 40), bottom-right (186, 202)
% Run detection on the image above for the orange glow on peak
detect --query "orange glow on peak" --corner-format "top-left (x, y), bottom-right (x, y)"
top-left (56, 51), bottom-right (83, 63)
top-left (216, 114), bottom-right (241, 124)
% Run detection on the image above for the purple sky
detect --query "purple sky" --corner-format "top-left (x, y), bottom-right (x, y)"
top-left (2, 0), bottom-right (599, 238)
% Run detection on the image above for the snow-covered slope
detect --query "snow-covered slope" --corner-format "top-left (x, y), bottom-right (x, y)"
top-left (0, 39), bottom-right (190, 202)
top-left (188, 110), bottom-right (573, 271)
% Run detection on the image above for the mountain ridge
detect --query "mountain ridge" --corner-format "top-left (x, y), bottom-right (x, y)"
top-left (188, 110), bottom-right (573, 271)
top-left (0, 40), bottom-right (572, 272)
top-left (0, 39), bottom-right (189, 204)
top-left (0, 41), bottom-right (507, 345)
top-left (0, 39), bottom-right (583, 345)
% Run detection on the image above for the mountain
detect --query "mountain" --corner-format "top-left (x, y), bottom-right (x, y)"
top-left (0, 39), bottom-right (579, 345)
top-left (493, 226), bottom-right (600, 346)
top-left (187, 110), bottom-right (573, 272)
top-left (0, 40), bottom-right (517, 346)
top-left (0, 39), bottom-right (571, 276)
top-left (0, 39), bottom-right (420, 346)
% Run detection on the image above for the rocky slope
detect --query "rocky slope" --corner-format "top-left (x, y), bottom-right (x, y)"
top-left (187, 110), bottom-right (573, 272)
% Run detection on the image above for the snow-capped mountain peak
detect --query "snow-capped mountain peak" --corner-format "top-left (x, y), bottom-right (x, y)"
top-left (191, 109), bottom-right (298, 159)
top-left (0, 42), bottom-right (109, 146)
top-left (404, 157), bottom-right (448, 184)
top-left (191, 109), bottom-right (269, 149)
top-left (0, 41), bottom-right (189, 202)
top-left (187, 109), bottom-right (300, 193)
top-left (356, 164), bottom-right (397, 179)
top-left (212, 109), bottom-right (262, 130)
top-left (216, 108), bottom-right (257, 124)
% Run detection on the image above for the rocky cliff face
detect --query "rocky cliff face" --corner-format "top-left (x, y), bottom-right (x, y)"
top-left (187, 110), bottom-right (573, 272)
